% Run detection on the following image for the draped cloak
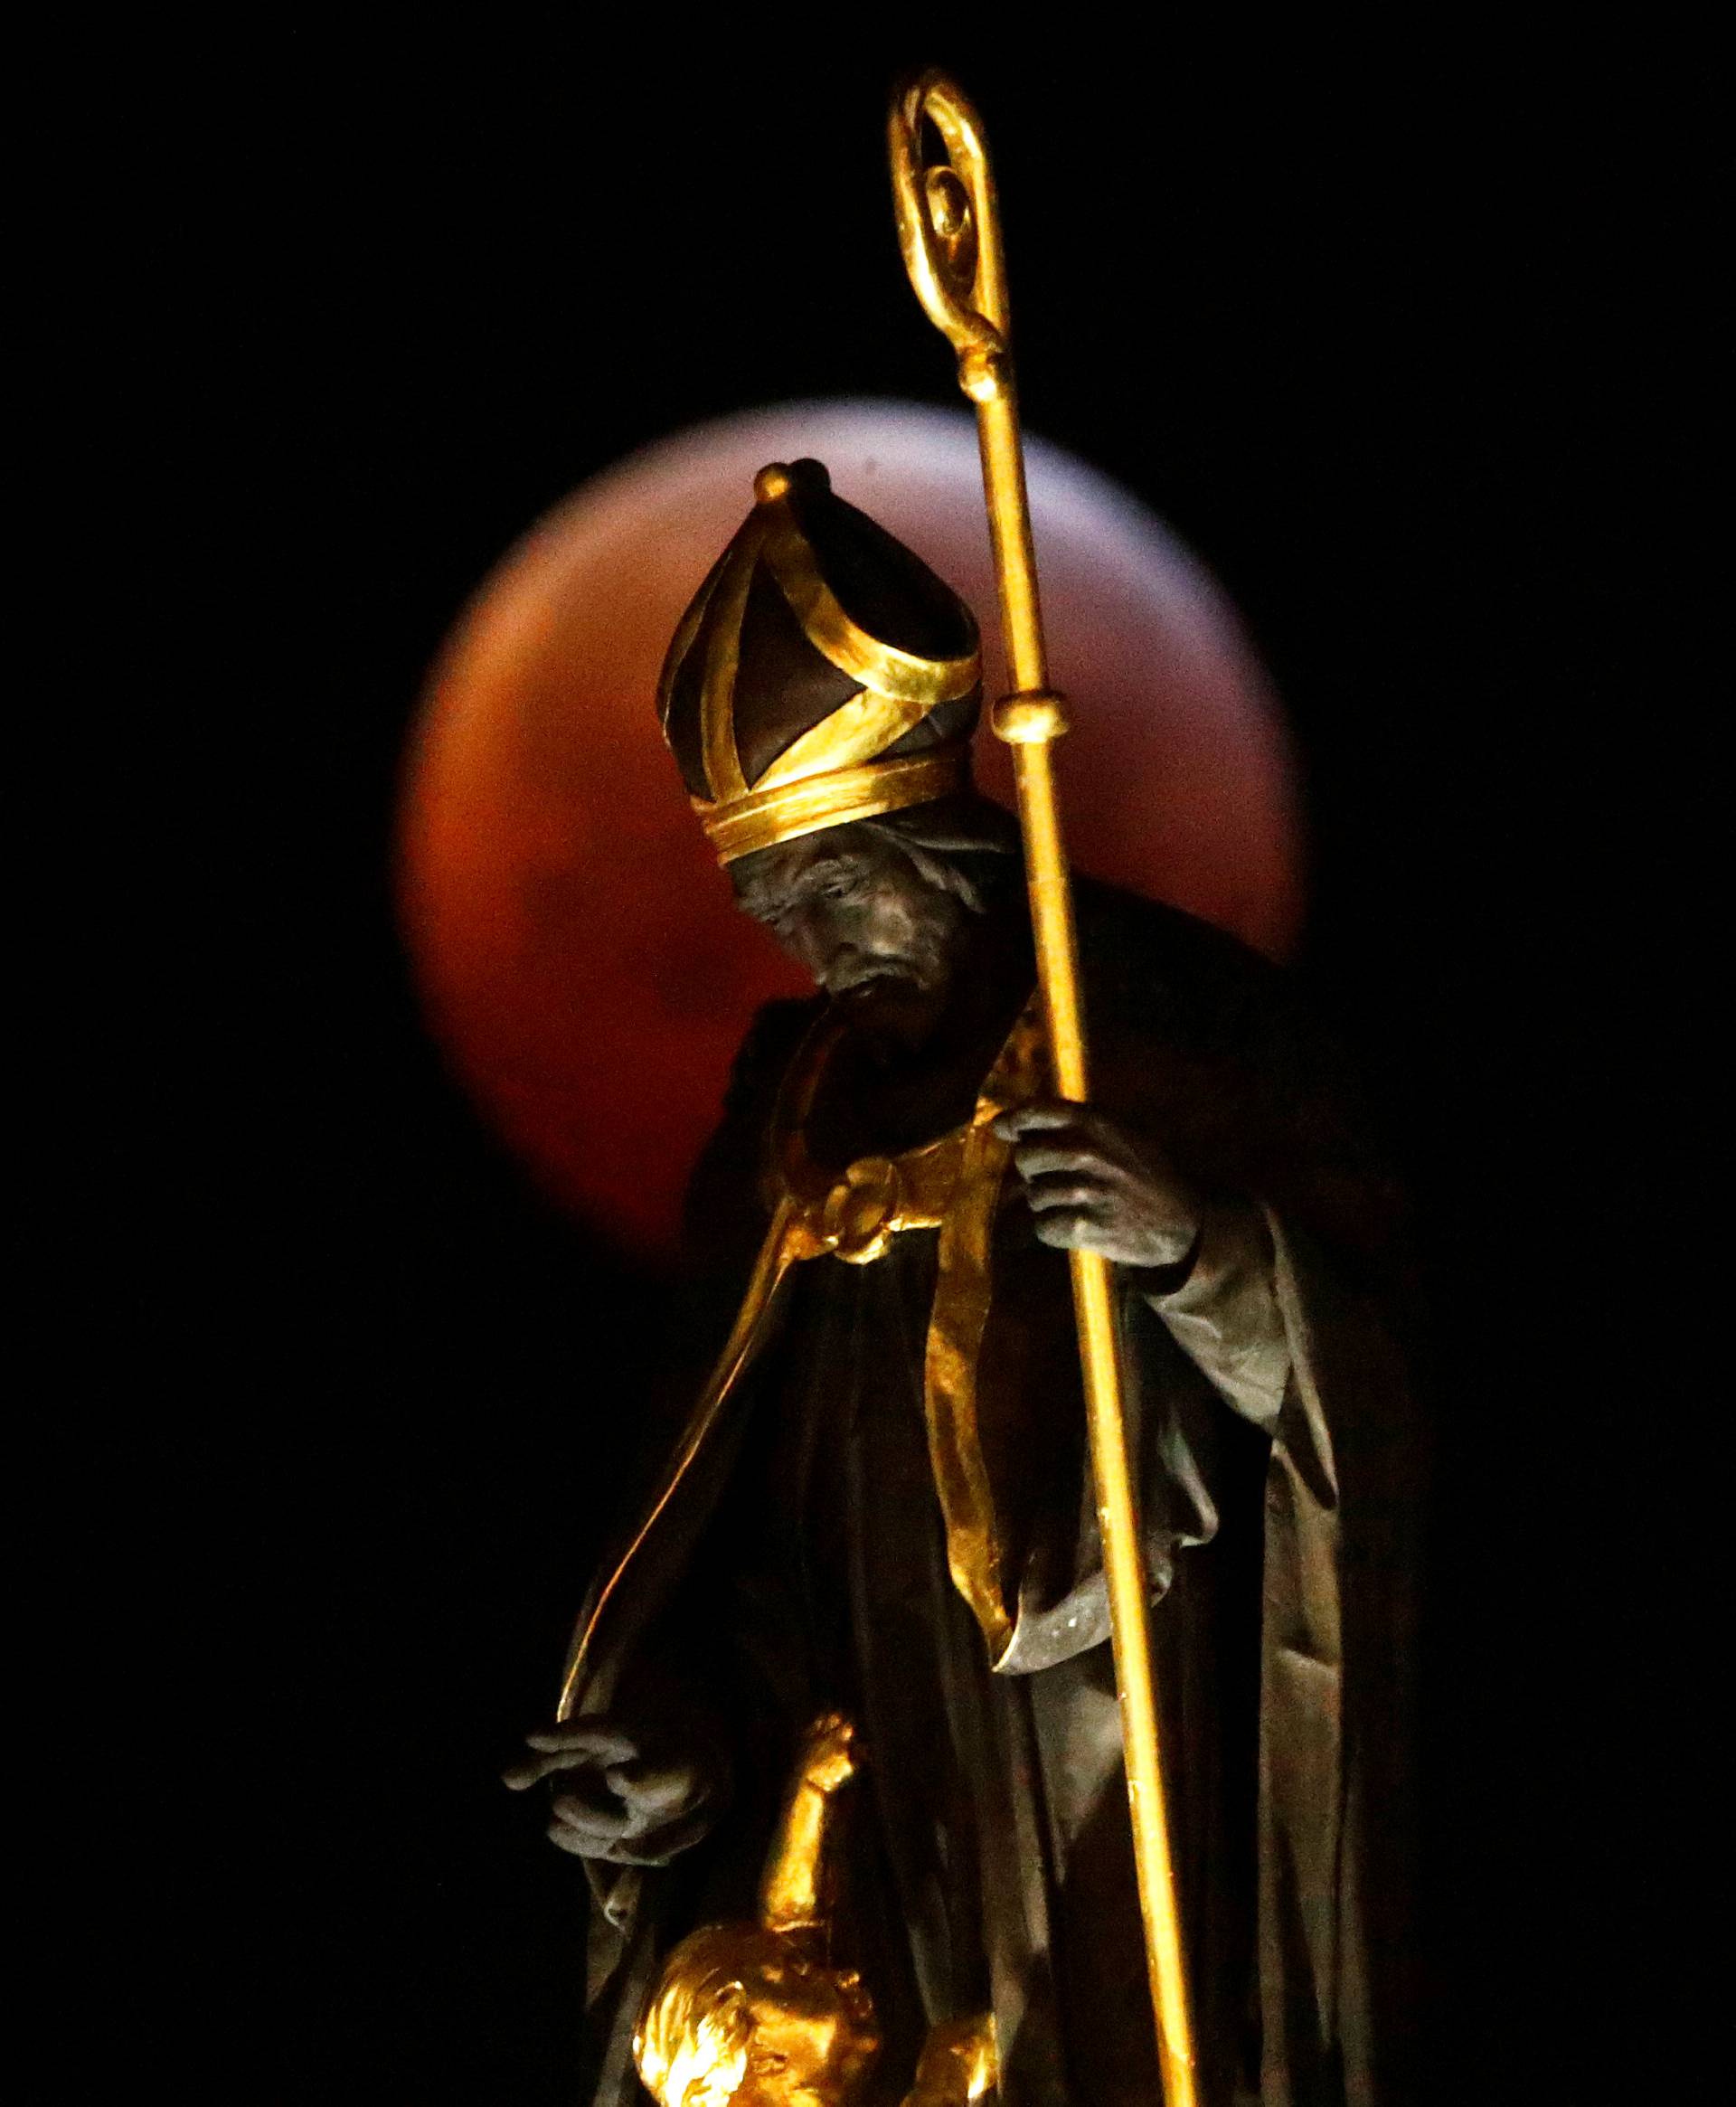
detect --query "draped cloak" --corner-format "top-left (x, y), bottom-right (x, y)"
top-left (558, 883), bottom-right (1422, 2107)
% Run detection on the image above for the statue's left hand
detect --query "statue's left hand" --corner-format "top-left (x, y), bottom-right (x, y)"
top-left (502, 1715), bottom-right (726, 1866)
top-left (994, 1101), bottom-right (1202, 1271)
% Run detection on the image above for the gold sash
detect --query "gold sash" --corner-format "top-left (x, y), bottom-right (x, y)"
top-left (558, 1002), bottom-right (1045, 1718)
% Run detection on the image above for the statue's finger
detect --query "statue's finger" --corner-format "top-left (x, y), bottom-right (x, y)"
top-left (1012, 1139), bottom-right (1108, 1178)
top-left (503, 1748), bottom-right (599, 1790)
top-left (549, 1819), bottom-right (629, 1858)
top-left (1032, 1205), bottom-right (1106, 1247)
top-left (607, 1758), bottom-right (706, 1819)
top-left (1022, 1171), bottom-right (1112, 1212)
top-left (505, 1741), bottom-right (628, 1790)
top-left (606, 1810), bottom-right (714, 1866)
top-left (995, 1098), bottom-right (1106, 1136)
top-left (550, 1776), bottom-right (627, 1827)
top-left (547, 1818), bottom-right (616, 1858)
top-left (523, 1721), bottom-right (639, 1762)
top-left (994, 1101), bottom-right (1068, 1138)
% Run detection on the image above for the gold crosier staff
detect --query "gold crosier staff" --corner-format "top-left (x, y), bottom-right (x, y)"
top-left (889, 71), bottom-right (1201, 2104)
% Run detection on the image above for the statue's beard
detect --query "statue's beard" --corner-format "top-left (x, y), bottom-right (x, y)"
top-left (816, 891), bottom-right (981, 1056)
top-left (828, 964), bottom-right (950, 1056)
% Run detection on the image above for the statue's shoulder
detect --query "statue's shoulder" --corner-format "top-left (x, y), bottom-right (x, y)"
top-left (1074, 877), bottom-right (1297, 1055)
top-left (1076, 881), bottom-right (1403, 1255)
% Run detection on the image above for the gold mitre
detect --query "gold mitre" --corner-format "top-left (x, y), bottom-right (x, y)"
top-left (657, 458), bottom-right (983, 865)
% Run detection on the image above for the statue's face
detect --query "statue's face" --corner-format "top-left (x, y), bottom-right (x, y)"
top-left (731, 826), bottom-right (975, 1051)
top-left (729, 1950), bottom-right (878, 2107)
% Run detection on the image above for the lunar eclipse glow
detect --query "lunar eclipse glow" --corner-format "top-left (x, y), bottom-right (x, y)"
top-left (397, 400), bottom-right (1302, 1255)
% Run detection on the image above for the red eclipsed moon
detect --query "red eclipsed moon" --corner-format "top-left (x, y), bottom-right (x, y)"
top-left (398, 400), bottom-right (1302, 1256)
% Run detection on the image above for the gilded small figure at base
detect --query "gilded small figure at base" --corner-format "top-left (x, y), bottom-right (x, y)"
top-left (634, 1714), bottom-right (996, 2107)
top-left (633, 1712), bottom-right (880, 2106)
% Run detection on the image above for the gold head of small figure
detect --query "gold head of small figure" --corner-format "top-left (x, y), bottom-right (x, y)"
top-left (631, 1920), bottom-right (880, 2107)
top-left (633, 1714), bottom-right (882, 2107)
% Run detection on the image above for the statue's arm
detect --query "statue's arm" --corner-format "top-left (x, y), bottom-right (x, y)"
top-left (757, 1712), bottom-right (858, 1935)
top-left (1131, 1198), bottom-right (1289, 1431)
top-left (505, 1009), bottom-right (816, 1874)
top-left (994, 1100), bottom-right (1289, 1429)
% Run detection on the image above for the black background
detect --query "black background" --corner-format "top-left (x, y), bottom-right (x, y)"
top-left (98, 20), bottom-right (1716, 2106)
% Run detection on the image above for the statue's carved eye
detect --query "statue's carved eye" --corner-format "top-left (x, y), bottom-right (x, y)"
top-left (754, 2049), bottom-right (789, 2072)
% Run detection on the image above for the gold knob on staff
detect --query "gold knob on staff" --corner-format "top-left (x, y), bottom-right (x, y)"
top-left (890, 68), bottom-right (1203, 2107)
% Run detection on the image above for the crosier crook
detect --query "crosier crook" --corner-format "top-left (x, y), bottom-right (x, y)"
top-left (889, 69), bottom-right (1202, 2104)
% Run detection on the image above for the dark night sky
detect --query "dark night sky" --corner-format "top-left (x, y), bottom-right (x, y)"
top-left (90, 22), bottom-right (1718, 2105)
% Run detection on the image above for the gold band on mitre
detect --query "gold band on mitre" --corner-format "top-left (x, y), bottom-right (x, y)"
top-left (695, 744), bottom-right (969, 865)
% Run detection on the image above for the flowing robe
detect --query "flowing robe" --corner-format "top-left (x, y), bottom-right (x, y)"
top-left (562, 884), bottom-right (1422, 2106)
